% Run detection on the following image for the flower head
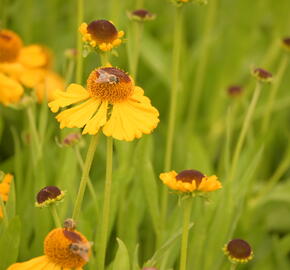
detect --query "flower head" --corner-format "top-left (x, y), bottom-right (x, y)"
top-left (223, 239), bottom-right (253, 264)
top-left (35, 186), bottom-right (65, 208)
top-left (128, 9), bottom-right (156, 22)
top-left (281, 37), bottom-right (290, 51)
top-left (227, 85), bottom-right (243, 98)
top-left (0, 29), bottom-right (23, 63)
top-left (252, 68), bottom-right (273, 83)
top-left (159, 169), bottom-right (222, 193)
top-left (79, 20), bottom-right (124, 52)
top-left (172, 0), bottom-right (207, 5)
top-left (48, 67), bottom-right (159, 141)
top-left (8, 227), bottom-right (91, 269)
top-left (0, 173), bottom-right (13, 219)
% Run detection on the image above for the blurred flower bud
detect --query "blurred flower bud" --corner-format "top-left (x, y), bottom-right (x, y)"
top-left (281, 37), bottom-right (290, 52)
top-left (127, 9), bottom-right (156, 22)
top-left (223, 239), bottom-right (253, 264)
top-left (252, 68), bottom-right (273, 83)
top-left (227, 85), bottom-right (243, 98)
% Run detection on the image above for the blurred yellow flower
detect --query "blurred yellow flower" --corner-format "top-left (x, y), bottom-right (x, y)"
top-left (8, 227), bottom-right (91, 269)
top-left (159, 169), bottom-right (222, 193)
top-left (0, 73), bottom-right (24, 106)
top-left (79, 20), bottom-right (124, 52)
top-left (0, 29), bottom-right (64, 103)
top-left (49, 67), bottom-right (159, 141)
top-left (0, 173), bottom-right (13, 218)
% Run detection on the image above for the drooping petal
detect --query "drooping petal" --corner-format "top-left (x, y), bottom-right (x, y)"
top-left (18, 45), bottom-right (51, 69)
top-left (0, 73), bottom-right (23, 105)
top-left (103, 86), bottom-right (159, 141)
top-left (48, 84), bottom-right (90, 113)
top-left (82, 101), bottom-right (108, 135)
top-left (7, 256), bottom-right (51, 270)
top-left (56, 98), bottom-right (100, 129)
top-left (19, 68), bottom-right (46, 88)
top-left (198, 175), bottom-right (222, 192)
top-left (34, 71), bottom-right (65, 103)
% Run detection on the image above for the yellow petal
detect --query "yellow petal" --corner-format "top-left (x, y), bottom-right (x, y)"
top-left (7, 256), bottom-right (49, 270)
top-left (34, 71), bottom-right (65, 103)
top-left (19, 68), bottom-right (46, 88)
top-left (198, 175), bottom-right (222, 192)
top-left (0, 73), bottom-right (23, 105)
top-left (103, 87), bottom-right (159, 141)
top-left (48, 84), bottom-right (90, 113)
top-left (56, 98), bottom-right (100, 129)
top-left (18, 45), bottom-right (51, 69)
top-left (82, 101), bottom-right (108, 135)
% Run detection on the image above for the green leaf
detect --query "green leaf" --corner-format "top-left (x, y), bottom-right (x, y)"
top-left (0, 216), bottom-right (21, 270)
top-left (112, 238), bottom-right (130, 270)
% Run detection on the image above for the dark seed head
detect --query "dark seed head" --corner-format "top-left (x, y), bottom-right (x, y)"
top-left (227, 85), bottom-right (243, 97)
top-left (176, 170), bottom-right (205, 186)
top-left (129, 9), bottom-right (156, 21)
top-left (36, 186), bottom-right (61, 204)
top-left (252, 68), bottom-right (273, 83)
top-left (226, 239), bottom-right (252, 260)
top-left (63, 229), bottom-right (83, 242)
top-left (87, 20), bottom-right (118, 43)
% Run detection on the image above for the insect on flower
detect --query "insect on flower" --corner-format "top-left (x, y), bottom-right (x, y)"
top-left (96, 69), bottom-right (119, 84)
top-left (70, 242), bottom-right (92, 262)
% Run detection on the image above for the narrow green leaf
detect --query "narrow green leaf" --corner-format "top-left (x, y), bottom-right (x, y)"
top-left (112, 238), bottom-right (130, 270)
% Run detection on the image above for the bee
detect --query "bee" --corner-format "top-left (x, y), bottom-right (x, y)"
top-left (70, 242), bottom-right (93, 261)
top-left (96, 69), bottom-right (119, 84)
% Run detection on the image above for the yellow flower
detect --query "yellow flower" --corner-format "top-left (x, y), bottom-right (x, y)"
top-left (79, 20), bottom-right (124, 52)
top-left (0, 30), bottom-right (64, 103)
top-left (0, 29), bottom-right (23, 62)
top-left (159, 169), bottom-right (222, 193)
top-left (0, 72), bottom-right (24, 105)
top-left (48, 67), bottom-right (159, 141)
top-left (0, 173), bottom-right (13, 219)
top-left (8, 227), bottom-right (91, 270)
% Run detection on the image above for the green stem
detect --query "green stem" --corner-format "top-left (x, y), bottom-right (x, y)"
top-left (229, 82), bottom-right (262, 182)
top-left (100, 52), bottom-right (109, 66)
top-left (74, 145), bottom-right (98, 203)
top-left (262, 54), bottom-right (289, 133)
top-left (76, 0), bottom-right (84, 84)
top-left (98, 137), bottom-right (113, 270)
top-left (179, 197), bottom-right (193, 270)
top-left (26, 105), bottom-right (42, 161)
top-left (230, 263), bottom-right (238, 270)
top-left (185, 0), bottom-right (217, 132)
top-left (131, 22), bottom-right (144, 80)
top-left (72, 135), bottom-right (98, 221)
top-left (50, 204), bottom-right (61, 228)
top-left (65, 57), bottom-right (75, 86)
top-left (161, 6), bottom-right (183, 229)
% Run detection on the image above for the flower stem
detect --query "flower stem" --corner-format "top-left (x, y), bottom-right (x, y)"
top-left (185, 0), bottom-right (217, 132)
top-left (76, 0), bottom-right (84, 84)
top-left (74, 145), bottom-right (98, 203)
top-left (262, 54), bottom-right (289, 133)
top-left (130, 22), bottom-right (144, 80)
top-left (229, 82), bottom-right (262, 181)
top-left (179, 197), bottom-right (193, 270)
top-left (98, 137), bottom-right (113, 270)
top-left (50, 204), bottom-right (61, 228)
top-left (230, 263), bottom-right (238, 270)
top-left (72, 135), bottom-right (98, 221)
top-left (26, 105), bottom-right (42, 162)
top-left (161, 5), bottom-right (183, 230)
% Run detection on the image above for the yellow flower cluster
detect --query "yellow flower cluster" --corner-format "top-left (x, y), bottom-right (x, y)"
top-left (0, 29), bottom-right (64, 106)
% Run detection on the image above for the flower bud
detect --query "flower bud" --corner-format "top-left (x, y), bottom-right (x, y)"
top-left (128, 9), bottom-right (156, 22)
top-left (223, 239), bottom-right (253, 264)
top-left (36, 186), bottom-right (65, 208)
top-left (252, 68), bottom-right (273, 83)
